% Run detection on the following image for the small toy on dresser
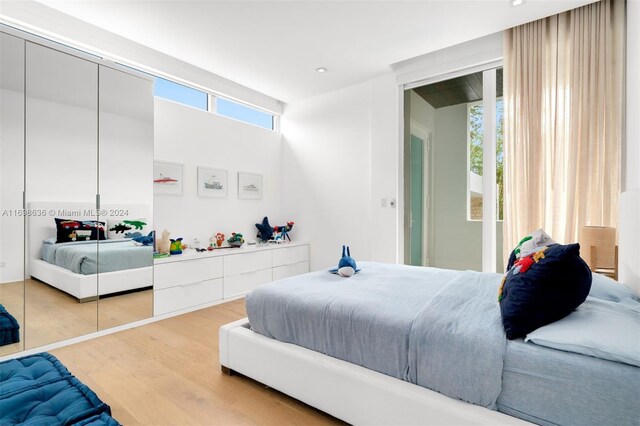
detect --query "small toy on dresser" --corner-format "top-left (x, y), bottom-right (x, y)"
top-left (157, 229), bottom-right (171, 254)
top-left (154, 229), bottom-right (171, 258)
top-left (227, 233), bottom-right (245, 247)
top-left (255, 216), bottom-right (295, 243)
top-left (170, 237), bottom-right (184, 255)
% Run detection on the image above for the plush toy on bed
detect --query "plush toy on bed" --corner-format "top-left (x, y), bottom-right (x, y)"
top-left (329, 245), bottom-right (361, 277)
top-left (131, 231), bottom-right (155, 246)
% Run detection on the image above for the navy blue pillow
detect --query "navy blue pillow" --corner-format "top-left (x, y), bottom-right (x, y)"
top-left (55, 218), bottom-right (106, 243)
top-left (499, 243), bottom-right (592, 340)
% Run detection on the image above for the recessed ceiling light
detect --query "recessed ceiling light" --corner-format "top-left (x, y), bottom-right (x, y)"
top-left (316, 67), bottom-right (327, 73)
top-left (511, 0), bottom-right (524, 6)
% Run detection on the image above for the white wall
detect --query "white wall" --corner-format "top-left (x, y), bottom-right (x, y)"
top-left (281, 81), bottom-right (375, 271)
top-left (154, 98), bottom-right (284, 248)
top-left (369, 74), bottom-right (400, 264)
top-left (430, 104), bottom-right (483, 271)
top-left (619, 0), bottom-right (640, 293)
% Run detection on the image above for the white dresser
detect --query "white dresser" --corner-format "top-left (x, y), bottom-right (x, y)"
top-left (153, 242), bottom-right (309, 316)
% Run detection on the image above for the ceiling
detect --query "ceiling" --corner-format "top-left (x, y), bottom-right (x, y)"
top-left (33, 0), bottom-right (595, 103)
top-left (414, 68), bottom-right (503, 108)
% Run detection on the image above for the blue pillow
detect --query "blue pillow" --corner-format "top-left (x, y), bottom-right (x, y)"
top-left (589, 273), bottom-right (638, 302)
top-left (499, 243), bottom-right (592, 340)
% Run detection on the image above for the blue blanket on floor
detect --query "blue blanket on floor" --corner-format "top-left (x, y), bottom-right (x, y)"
top-left (0, 304), bottom-right (20, 346)
top-left (0, 353), bottom-right (120, 426)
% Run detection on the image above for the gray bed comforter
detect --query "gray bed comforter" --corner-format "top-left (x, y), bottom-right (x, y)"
top-left (246, 262), bottom-right (506, 408)
top-left (41, 239), bottom-right (152, 275)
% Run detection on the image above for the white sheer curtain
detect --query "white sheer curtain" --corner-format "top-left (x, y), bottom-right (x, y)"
top-left (503, 0), bottom-right (624, 257)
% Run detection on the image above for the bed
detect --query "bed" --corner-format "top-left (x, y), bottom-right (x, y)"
top-left (27, 202), bottom-right (153, 301)
top-left (220, 262), bottom-right (640, 426)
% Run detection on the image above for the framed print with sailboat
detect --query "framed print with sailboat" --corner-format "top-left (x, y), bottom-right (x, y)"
top-left (197, 167), bottom-right (228, 198)
top-left (153, 161), bottom-right (183, 195)
top-left (238, 172), bottom-right (262, 200)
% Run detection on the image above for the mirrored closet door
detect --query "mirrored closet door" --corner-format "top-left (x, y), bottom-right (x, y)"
top-left (97, 66), bottom-right (154, 330)
top-left (0, 24), bottom-right (157, 352)
top-left (0, 32), bottom-right (26, 356)
top-left (24, 41), bottom-right (99, 349)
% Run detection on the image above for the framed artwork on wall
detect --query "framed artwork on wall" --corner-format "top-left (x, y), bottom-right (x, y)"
top-left (238, 172), bottom-right (262, 200)
top-left (197, 167), bottom-right (228, 198)
top-left (153, 161), bottom-right (183, 195)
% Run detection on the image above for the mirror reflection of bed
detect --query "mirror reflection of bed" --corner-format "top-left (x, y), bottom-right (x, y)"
top-left (25, 203), bottom-right (154, 349)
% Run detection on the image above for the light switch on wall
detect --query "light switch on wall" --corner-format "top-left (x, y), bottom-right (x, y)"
top-left (381, 198), bottom-right (387, 207)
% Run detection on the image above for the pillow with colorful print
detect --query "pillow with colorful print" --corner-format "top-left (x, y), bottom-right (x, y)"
top-left (55, 218), bottom-right (106, 243)
top-left (107, 219), bottom-right (148, 240)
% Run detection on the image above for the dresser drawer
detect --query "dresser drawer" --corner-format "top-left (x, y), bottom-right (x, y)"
top-left (272, 245), bottom-right (309, 267)
top-left (154, 257), bottom-right (223, 290)
top-left (223, 269), bottom-right (272, 298)
top-left (224, 250), bottom-right (271, 276)
top-left (154, 278), bottom-right (223, 316)
top-left (273, 261), bottom-right (309, 281)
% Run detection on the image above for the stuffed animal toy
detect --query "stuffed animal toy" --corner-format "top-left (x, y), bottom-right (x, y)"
top-left (157, 229), bottom-right (171, 254)
top-left (131, 231), bottom-right (154, 246)
top-left (256, 217), bottom-right (295, 242)
top-left (227, 233), bottom-right (245, 247)
top-left (507, 229), bottom-right (556, 272)
top-left (255, 217), bottom-right (273, 242)
top-left (329, 245), bottom-right (361, 277)
top-left (170, 238), bottom-right (184, 255)
top-left (274, 221), bottom-right (295, 242)
top-left (215, 233), bottom-right (225, 247)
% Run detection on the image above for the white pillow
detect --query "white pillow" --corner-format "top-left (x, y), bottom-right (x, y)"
top-left (107, 218), bottom-right (148, 240)
top-left (526, 296), bottom-right (640, 367)
top-left (589, 273), bottom-right (638, 302)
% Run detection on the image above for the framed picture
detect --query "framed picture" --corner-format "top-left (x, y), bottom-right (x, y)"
top-left (197, 167), bottom-right (228, 198)
top-left (238, 172), bottom-right (263, 200)
top-left (153, 161), bottom-right (183, 195)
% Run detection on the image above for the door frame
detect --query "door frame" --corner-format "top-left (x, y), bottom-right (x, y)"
top-left (408, 120), bottom-right (431, 266)
top-left (398, 60), bottom-right (503, 272)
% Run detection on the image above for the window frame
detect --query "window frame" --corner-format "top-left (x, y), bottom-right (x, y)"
top-left (466, 98), bottom-right (504, 222)
top-left (153, 78), bottom-right (279, 132)
top-left (154, 76), bottom-right (209, 112)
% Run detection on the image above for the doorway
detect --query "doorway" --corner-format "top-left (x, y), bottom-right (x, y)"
top-left (403, 68), bottom-right (504, 272)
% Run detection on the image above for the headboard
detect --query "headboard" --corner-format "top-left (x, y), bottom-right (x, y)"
top-left (26, 201), bottom-right (151, 275)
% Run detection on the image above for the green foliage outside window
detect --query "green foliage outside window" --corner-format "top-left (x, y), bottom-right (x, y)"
top-left (469, 101), bottom-right (504, 220)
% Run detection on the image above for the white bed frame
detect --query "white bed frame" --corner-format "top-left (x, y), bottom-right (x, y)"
top-left (220, 319), bottom-right (530, 425)
top-left (29, 259), bottom-right (152, 300)
top-left (27, 202), bottom-right (153, 301)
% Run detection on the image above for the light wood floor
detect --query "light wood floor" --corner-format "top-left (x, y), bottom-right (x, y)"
top-left (51, 299), bottom-right (344, 426)
top-left (0, 279), bottom-right (152, 353)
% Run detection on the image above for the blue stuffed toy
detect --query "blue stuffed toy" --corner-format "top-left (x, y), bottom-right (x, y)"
top-left (329, 245), bottom-right (360, 277)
